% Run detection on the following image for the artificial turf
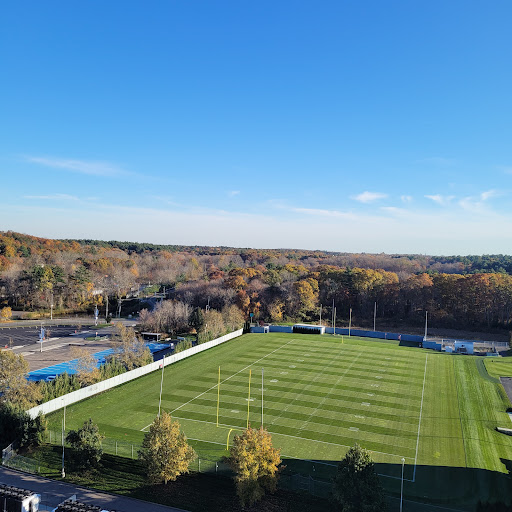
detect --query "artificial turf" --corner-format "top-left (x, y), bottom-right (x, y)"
top-left (45, 333), bottom-right (512, 510)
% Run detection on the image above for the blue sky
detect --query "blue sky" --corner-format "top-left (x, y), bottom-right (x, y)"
top-left (1, 1), bottom-right (512, 255)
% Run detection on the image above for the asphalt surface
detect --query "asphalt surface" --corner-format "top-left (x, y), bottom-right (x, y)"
top-left (500, 377), bottom-right (512, 404)
top-left (0, 326), bottom-right (79, 348)
top-left (0, 319), bottom-right (137, 372)
top-left (0, 466), bottom-right (188, 511)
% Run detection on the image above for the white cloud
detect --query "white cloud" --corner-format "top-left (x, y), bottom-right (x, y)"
top-left (4, 199), bottom-right (512, 255)
top-left (401, 195), bottom-right (413, 203)
top-left (480, 189), bottom-right (498, 201)
top-left (425, 194), bottom-right (455, 206)
top-left (24, 193), bottom-right (80, 201)
top-left (228, 190), bottom-right (240, 197)
top-left (25, 156), bottom-right (128, 176)
top-left (291, 207), bottom-right (354, 219)
top-left (380, 206), bottom-right (408, 215)
top-left (351, 191), bottom-right (388, 203)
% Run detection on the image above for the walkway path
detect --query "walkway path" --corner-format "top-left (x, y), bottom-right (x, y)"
top-left (0, 466), bottom-right (188, 512)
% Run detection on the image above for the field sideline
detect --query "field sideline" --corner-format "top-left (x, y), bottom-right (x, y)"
top-left (47, 333), bottom-right (512, 509)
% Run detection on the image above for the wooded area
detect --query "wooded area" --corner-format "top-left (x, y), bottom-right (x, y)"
top-left (1, 230), bottom-right (512, 331)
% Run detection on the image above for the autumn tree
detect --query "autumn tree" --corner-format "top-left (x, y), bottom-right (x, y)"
top-left (71, 347), bottom-right (100, 386)
top-left (229, 426), bottom-right (282, 508)
top-left (198, 309), bottom-right (226, 342)
top-left (66, 418), bottom-right (104, 469)
top-left (109, 322), bottom-right (153, 370)
top-left (333, 443), bottom-right (387, 512)
top-left (0, 350), bottom-right (41, 408)
top-left (222, 304), bottom-right (245, 331)
top-left (0, 307), bottom-right (12, 322)
top-left (138, 412), bottom-right (196, 484)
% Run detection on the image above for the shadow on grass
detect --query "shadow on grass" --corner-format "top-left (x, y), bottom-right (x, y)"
top-left (27, 446), bottom-right (512, 512)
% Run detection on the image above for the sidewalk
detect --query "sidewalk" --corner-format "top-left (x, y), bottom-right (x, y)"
top-left (0, 466), bottom-right (189, 512)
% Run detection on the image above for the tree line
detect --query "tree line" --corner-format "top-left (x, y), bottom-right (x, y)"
top-left (2, 231), bottom-right (512, 331)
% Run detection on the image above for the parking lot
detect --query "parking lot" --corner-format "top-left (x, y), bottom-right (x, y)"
top-left (0, 325), bottom-right (81, 348)
top-left (0, 324), bottom-right (114, 372)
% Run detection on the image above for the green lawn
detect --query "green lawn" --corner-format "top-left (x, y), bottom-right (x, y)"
top-left (485, 357), bottom-right (512, 379)
top-left (45, 333), bottom-right (512, 510)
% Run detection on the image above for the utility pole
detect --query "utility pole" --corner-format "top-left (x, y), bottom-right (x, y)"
top-left (400, 457), bottom-right (405, 512)
top-left (61, 418), bottom-right (65, 478)
top-left (158, 356), bottom-right (165, 417)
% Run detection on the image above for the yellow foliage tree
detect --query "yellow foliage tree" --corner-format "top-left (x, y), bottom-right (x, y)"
top-left (0, 350), bottom-right (41, 408)
top-left (229, 426), bottom-right (282, 507)
top-left (0, 306), bottom-right (12, 322)
top-left (138, 412), bottom-right (196, 484)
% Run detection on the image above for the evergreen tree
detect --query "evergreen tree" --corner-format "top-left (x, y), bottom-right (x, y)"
top-left (333, 443), bottom-right (387, 512)
top-left (66, 418), bottom-right (104, 469)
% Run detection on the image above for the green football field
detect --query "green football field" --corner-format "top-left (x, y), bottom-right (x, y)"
top-left (47, 333), bottom-right (512, 509)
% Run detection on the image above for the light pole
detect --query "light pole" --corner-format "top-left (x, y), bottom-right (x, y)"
top-left (373, 301), bottom-right (377, 331)
top-left (348, 308), bottom-right (352, 336)
top-left (158, 356), bottom-right (166, 417)
top-left (61, 417), bottom-right (66, 478)
top-left (400, 457), bottom-right (405, 512)
top-left (424, 311), bottom-right (428, 341)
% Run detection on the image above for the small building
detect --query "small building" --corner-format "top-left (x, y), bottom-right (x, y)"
top-left (454, 341), bottom-right (474, 355)
top-left (141, 332), bottom-right (161, 342)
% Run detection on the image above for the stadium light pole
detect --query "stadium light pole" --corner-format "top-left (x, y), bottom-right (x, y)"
top-left (349, 308), bottom-right (352, 336)
top-left (261, 368), bottom-right (264, 427)
top-left (424, 311), bottom-right (428, 341)
top-left (400, 457), bottom-right (405, 512)
top-left (61, 418), bottom-right (65, 478)
top-left (158, 356), bottom-right (165, 417)
top-left (373, 302), bottom-right (377, 331)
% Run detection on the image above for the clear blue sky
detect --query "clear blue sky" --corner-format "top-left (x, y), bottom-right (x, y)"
top-left (1, 1), bottom-right (511, 255)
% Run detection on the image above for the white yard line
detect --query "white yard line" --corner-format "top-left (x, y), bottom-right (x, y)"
top-left (170, 415), bottom-right (413, 462)
top-left (268, 343), bottom-right (348, 430)
top-left (297, 352), bottom-right (362, 433)
top-left (140, 338), bottom-right (297, 431)
top-left (412, 354), bottom-right (428, 483)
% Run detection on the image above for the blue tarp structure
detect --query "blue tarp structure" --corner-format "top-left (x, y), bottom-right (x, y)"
top-left (27, 342), bottom-right (171, 382)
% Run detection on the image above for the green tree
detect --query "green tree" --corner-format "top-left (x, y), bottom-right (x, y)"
top-left (0, 405), bottom-right (47, 449)
top-left (66, 418), bottom-right (104, 469)
top-left (138, 412), bottom-right (196, 484)
top-left (188, 307), bottom-right (205, 331)
top-left (333, 443), bottom-right (387, 512)
top-left (229, 426), bottom-right (282, 508)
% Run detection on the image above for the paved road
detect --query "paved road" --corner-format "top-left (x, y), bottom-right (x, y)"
top-left (0, 466), bottom-right (188, 512)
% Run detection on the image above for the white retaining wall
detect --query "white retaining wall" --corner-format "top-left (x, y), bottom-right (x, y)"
top-left (27, 329), bottom-right (243, 419)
